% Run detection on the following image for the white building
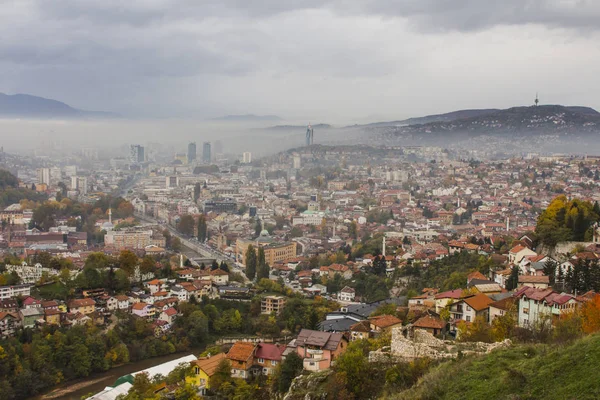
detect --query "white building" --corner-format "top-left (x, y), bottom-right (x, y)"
top-left (5, 262), bottom-right (58, 284)
top-left (292, 210), bottom-right (325, 226)
top-left (0, 285), bottom-right (31, 300)
top-left (242, 152), bottom-right (252, 164)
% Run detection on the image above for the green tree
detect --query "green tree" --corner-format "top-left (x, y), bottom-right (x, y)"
top-left (506, 266), bottom-right (520, 291)
top-left (193, 183), bottom-right (201, 203)
top-left (273, 351), bottom-right (303, 393)
top-left (245, 245), bottom-right (257, 281)
top-left (118, 250), bottom-right (139, 276)
top-left (210, 359), bottom-right (232, 392)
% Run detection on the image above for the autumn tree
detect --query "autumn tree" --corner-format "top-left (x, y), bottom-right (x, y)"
top-left (178, 214), bottom-right (195, 236)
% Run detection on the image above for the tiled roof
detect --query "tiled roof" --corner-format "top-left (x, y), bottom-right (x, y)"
top-left (255, 343), bottom-right (285, 361)
top-left (369, 314), bottom-right (402, 329)
top-left (462, 293), bottom-right (494, 311)
top-left (413, 315), bottom-right (445, 330)
top-left (227, 342), bottom-right (256, 362)
top-left (191, 353), bottom-right (227, 376)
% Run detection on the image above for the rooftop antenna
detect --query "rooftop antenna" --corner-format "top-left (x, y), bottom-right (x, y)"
top-left (534, 92), bottom-right (539, 107)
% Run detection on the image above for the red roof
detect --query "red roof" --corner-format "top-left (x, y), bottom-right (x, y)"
top-left (254, 343), bottom-right (285, 361)
top-left (434, 289), bottom-right (463, 300)
top-left (163, 307), bottom-right (177, 316)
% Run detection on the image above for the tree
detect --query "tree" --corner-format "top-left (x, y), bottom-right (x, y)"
top-left (210, 359), bottom-right (232, 392)
top-left (178, 214), bottom-right (195, 236)
top-left (506, 265), bottom-right (520, 291)
top-left (211, 260), bottom-right (219, 270)
top-left (245, 245), bottom-right (257, 281)
top-left (273, 351), bottom-right (303, 393)
top-left (257, 247), bottom-right (269, 280)
top-left (118, 250), bottom-right (139, 276)
top-left (197, 214), bottom-right (207, 242)
top-left (140, 256), bottom-right (156, 274)
top-left (171, 237), bottom-right (182, 252)
top-left (543, 259), bottom-right (557, 285)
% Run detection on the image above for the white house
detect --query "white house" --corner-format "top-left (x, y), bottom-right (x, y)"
top-left (338, 286), bottom-right (356, 302)
top-left (515, 286), bottom-right (579, 328)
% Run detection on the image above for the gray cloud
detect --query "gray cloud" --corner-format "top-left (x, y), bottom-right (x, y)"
top-left (0, 0), bottom-right (598, 120)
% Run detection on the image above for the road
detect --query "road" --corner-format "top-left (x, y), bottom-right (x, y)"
top-left (134, 212), bottom-right (248, 281)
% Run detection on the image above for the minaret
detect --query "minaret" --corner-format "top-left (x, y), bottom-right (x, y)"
top-left (534, 92), bottom-right (539, 107)
top-left (506, 217), bottom-right (510, 231)
top-left (180, 254), bottom-right (183, 268)
top-left (332, 223), bottom-right (336, 238)
top-left (382, 235), bottom-right (386, 257)
top-left (108, 208), bottom-right (112, 224)
top-left (457, 198), bottom-right (461, 208)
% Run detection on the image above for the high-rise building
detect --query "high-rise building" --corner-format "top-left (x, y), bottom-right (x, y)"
top-left (187, 142), bottom-right (197, 164)
top-left (306, 124), bottom-right (314, 146)
top-left (202, 142), bottom-right (211, 164)
top-left (37, 168), bottom-right (51, 185)
top-left (242, 152), bottom-right (252, 164)
top-left (130, 145), bottom-right (145, 163)
top-left (71, 176), bottom-right (88, 195)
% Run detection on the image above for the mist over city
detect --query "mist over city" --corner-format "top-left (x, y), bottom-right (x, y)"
top-left (2, 2), bottom-right (600, 400)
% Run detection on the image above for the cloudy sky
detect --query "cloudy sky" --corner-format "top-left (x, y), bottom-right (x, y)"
top-left (1, 0), bottom-right (599, 123)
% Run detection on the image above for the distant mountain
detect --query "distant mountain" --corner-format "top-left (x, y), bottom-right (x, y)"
top-left (0, 92), bottom-right (120, 119)
top-left (354, 106), bottom-right (600, 129)
top-left (352, 109), bottom-right (500, 128)
top-left (380, 105), bottom-right (600, 136)
top-left (268, 123), bottom-right (332, 130)
top-left (211, 114), bottom-right (282, 122)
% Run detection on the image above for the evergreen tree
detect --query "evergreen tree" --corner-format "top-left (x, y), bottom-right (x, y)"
top-left (543, 259), bottom-right (557, 285)
top-left (245, 245), bottom-right (257, 281)
top-left (193, 182), bottom-right (201, 202)
top-left (506, 266), bottom-right (520, 291)
top-left (219, 261), bottom-right (229, 273)
top-left (257, 247), bottom-right (269, 279)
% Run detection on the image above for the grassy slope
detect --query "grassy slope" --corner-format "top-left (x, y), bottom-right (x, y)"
top-left (387, 334), bottom-right (600, 400)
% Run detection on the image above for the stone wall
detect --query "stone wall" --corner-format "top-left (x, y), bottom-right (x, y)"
top-left (369, 327), bottom-right (511, 362)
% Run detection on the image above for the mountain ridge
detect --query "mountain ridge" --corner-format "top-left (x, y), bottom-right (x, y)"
top-left (0, 92), bottom-right (120, 119)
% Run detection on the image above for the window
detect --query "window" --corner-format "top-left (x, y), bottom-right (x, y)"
top-left (272, 361), bottom-right (278, 366)
top-left (523, 308), bottom-right (529, 315)
top-left (258, 358), bottom-right (264, 363)
top-left (466, 316), bottom-right (471, 322)
top-left (466, 306), bottom-right (471, 312)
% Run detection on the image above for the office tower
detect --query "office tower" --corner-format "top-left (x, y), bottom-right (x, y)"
top-left (130, 145), bottom-right (145, 163)
top-left (202, 142), bottom-right (211, 163)
top-left (293, 155), bottom-right (301, 169)
top-left (37, 168), bottom-right (51, 185)
top-left (242, 152), bottom-right (252, 164)
top-left (187, 142), bottom-right (197, 164)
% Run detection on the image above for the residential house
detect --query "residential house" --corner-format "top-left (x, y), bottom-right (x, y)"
top-left (147, 279), bottom-right (163, 295)
top-left (434, 289), bottom-right (463, 313)
top-left (158, 307), bottom-right (178, 325)
top-left (261, 296), bottom-right (286, 315)
top-left (44, 309), bottom-right (62, 325)
top-left (132, 302), bottom-right (156, 319)
top-left (294, 329), bottom-right (349, 371)
top-left (449, 293), bottom-right (494, 323)
top-left (0, 299), bottom-right (18, 313)
top-left (338, 286), bottom-right (356, 302)
top-left (488, 296), bottom-right (517, 322)
top-left (508, 245), bottom-right (536, 264)
top-left (186, 353), bottom-right (228, 394)
top-left (515, 287), bottom-right (579, 328)
top-left (68, 298), bottom-right (96, 315)
top-left (227, 342), bottom-right (256, 379)
top-left (254, 343), bottom-right (286, 375)
top-left (23, 296), bottom-right (42, 309)
top-left (20, 307), bottom-right (44, 328)
top-left (349, 320), bottom-right (371, 341)
top-left (518, 275), bottom-right (550, 289)
top-left (210, 269), bottom-right (229, 286)
top-left (413, 315), bottom-right (446, 336)
top-left (369, 315), bottom-right (403, 334)
top-left (114, 295), bottom-right (131, 311)
top-left (0, 312), bottom-right (20, 338)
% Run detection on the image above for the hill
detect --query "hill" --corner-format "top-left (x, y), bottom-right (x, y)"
top-left (386, 333), bottom-right (600, 400)
top-left (352, 109), bottom-right (500, 128)
top-left (211, 114), bottom-right (282, 122)
top-left (0, 92), bottom-right (119, 119)
top-left (382, 105), bottom-right (600, 137)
